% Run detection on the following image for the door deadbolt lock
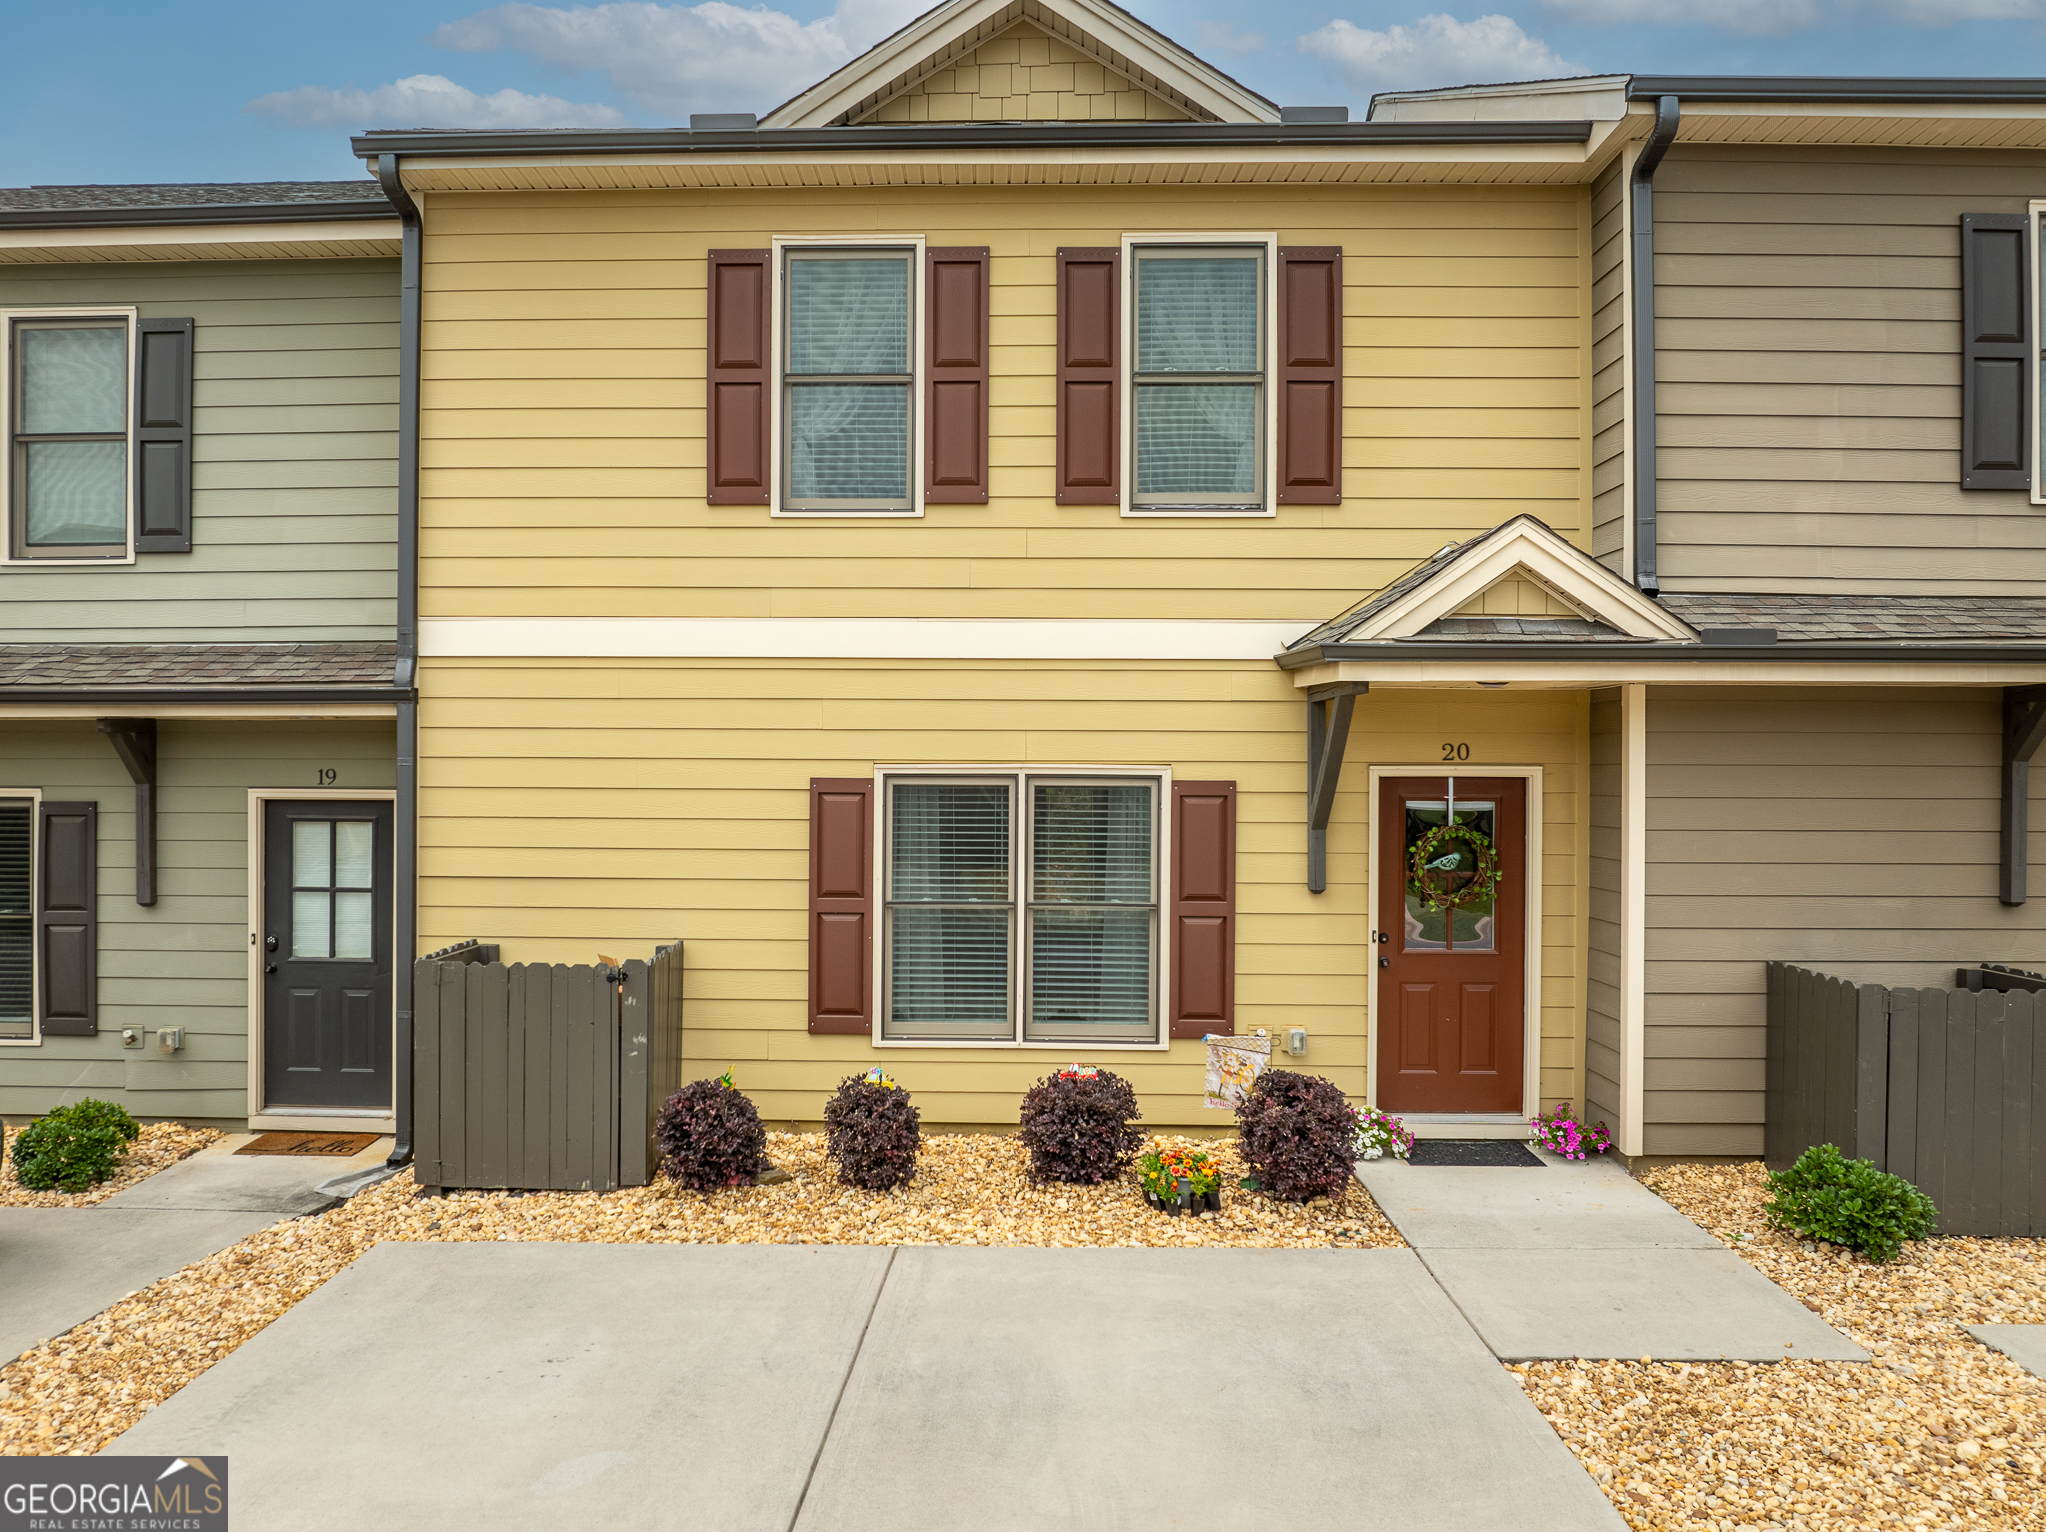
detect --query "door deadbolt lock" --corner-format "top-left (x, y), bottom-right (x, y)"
top-left (1374, 931), bottom-right (1389, 944)
top-left (264, 935), bottom-right (279, 952)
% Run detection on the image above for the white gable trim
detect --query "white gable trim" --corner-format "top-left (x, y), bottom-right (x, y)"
top-left (1346, 518), bottom-right (1697, 643)
top-left (763, 0), bottom-right (1278, 128)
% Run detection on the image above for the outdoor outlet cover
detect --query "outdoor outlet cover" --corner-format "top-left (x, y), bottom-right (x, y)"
top-left (1288, 1028), bottom-right (1307, 1055)
top-left (157, 1027), bottom-right (183, 1053)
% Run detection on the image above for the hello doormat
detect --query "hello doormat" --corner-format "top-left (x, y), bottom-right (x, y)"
top-left (234, 1131), bottom-right (381, 1157)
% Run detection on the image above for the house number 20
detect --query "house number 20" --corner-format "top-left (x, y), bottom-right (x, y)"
top-left (1441, 743), bottom-right (1471, 762)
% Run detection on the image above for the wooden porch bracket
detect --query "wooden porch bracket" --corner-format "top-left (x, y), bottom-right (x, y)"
top-left (2002, 685), bottom-right (2046, 905)
top-left (97, 718), bottom-right (158, 907)
top-left (1306, 682), bottom-right (1366, 893)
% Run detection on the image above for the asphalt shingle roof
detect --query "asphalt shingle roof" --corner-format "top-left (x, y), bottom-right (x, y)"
top-left (0, 181), bottom-right (389, 213)
top-left (1659, 594), bottom-right (2046, 644)
top-left (0, 643), bottom-right (398, 689)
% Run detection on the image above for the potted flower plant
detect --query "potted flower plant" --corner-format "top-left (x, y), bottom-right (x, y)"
top-left (1138, 1145), bottom-right (1222, 1216)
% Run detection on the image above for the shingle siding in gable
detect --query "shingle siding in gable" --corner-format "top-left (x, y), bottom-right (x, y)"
top-left (0, 256), bottom-right (397, 642)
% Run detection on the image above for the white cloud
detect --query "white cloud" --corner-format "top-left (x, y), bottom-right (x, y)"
top-left (247, 73), bottom-right (626, 130)
top-left (432, 0), bottom-right (933, 120)
top-left (1197, 20), bottom-right (1267, 56)
top-left (1543, 0), bottom-right (2039, 30)
top-left (1299, 13), bottom-right (1579, 92)
top-left (1855, 0), bottom-right (2046, 18)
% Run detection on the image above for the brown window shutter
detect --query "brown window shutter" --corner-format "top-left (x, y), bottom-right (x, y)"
top-left (1169, 780), bottom-right (1235, 1039)
top-left (1277, 247), bottom-right (1342, 505)
top-left (134, 318), bottom-right (195, 552)
top-left (38, 801), bottom-right (97, 1036)
top-left (1056, 246), bottom-right (1120, 505)
top-left (707, 249), bottom-right (771, 505)
top-left (925, 246), bottom-right (990, 504)
top-left (1961, 214), bottom-right (2030, 490)
top-left (809, 777), bottom-right (873, 1035)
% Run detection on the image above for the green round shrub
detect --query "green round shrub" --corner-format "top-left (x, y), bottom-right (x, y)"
top-left (11, 1098), bottom-right (141, 1193)
top-left (1764, 1143), bottom-right (1937, 1263)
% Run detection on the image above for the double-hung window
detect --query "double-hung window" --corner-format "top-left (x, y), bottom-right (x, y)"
top-left (1130, 244), bottom-right (1267, 513)
top-left (880, 771), bottom-right (1163, 1046)
top-left (781, 247), bottom-right (917, 513)
top-left (6, 315), bottom-right (133, 560)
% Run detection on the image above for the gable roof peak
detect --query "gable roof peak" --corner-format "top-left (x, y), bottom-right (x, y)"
top-left (762, 0), bottom-right (1279, 129)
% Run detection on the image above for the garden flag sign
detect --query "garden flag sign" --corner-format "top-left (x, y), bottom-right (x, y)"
top-left (1203, 1029), bottom-right (1272, 1109)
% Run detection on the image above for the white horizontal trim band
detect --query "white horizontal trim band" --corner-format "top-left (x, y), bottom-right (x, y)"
top-left (0, 219), bottom-right (403, 253)
top-left (420, 617), bottom-right (1320, 660)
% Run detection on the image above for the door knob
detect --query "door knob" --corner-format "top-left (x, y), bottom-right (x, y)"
top-left (1378, 956), bottom-right (1390, 969)
top-left (264, 964), bottom-right (277, 974)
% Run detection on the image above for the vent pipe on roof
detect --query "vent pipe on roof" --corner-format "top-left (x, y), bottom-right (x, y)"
top-left (1630, 94), bottom-right (1679, 597)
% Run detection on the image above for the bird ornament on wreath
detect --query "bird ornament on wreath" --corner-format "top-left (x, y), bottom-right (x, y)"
top-left (1406, 821), bottom-right (1504, 914)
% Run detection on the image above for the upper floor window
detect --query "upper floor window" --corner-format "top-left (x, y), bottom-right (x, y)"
top-left (781, 247), bottom-right (917, 513)
top-left (1130, 244), bottom-right (1266, 514)
top-left (6, 316), bottom-right (132, 560)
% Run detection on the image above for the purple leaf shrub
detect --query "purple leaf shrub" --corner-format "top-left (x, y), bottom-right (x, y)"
top-left (1016, 1066), bottom-right (1145, 1184)
top-left (656, 1075), bottom-right (769, 1191)
top-left (1235, 1069), bottom-right (1360, 1203)
top-left (824, 1074), bottom-right (921, 1190)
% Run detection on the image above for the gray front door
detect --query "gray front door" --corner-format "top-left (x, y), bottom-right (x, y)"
top-left (262, 800), bottom-right (393, 1111)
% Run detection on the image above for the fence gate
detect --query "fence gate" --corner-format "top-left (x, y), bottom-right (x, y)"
top-left (412, 943), bottom-right (683, 1194)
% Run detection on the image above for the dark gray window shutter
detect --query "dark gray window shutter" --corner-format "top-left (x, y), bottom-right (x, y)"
top-left (1961, 215), bottom-right (2029, 490)
top-left (135, 317), bottom-right (194, 551)
top-left (38, 801), bottom-right (97, 1036)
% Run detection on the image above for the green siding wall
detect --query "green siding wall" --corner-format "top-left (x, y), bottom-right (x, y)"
top-left (0, 720), bottom-right (395, 1123)
top-left (0, 258), bottom-right (397, 641)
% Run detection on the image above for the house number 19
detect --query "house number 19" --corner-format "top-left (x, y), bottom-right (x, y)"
top-left (317, 768), bottom-right (338, 785)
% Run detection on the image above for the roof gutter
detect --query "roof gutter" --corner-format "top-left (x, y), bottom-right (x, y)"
top-left (0, 201), bottom-right (394, 230)
top-left (1280, 641), bottom-right (2046, 669)
top-left (1627, 76), bottom-right (2046, 104)
top-left (1630, 94), bottom-right (1679, 599)
top-left (350, 119), bottom-right (1591, 159)
top-left (375, 153), bottom-right (421, 1174)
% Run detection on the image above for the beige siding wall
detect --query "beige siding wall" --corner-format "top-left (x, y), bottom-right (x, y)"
top-left (857, 22), bottom-right (1188, 123)
top-left (418, 662), bottom-right (1588, 1126)
top-left (0, 720), bottom-right (396, 1124)
top-left (1584, 687), bottom-right (1621, 1131)
top-left (1643, 685), bottom-right (2046, 1155)
top-left (418, 182), bottom-right (1591, 624)
top-left (1654, 144), bottom-right (2046, 593)
top-left (1591, 158), bottom-right (1627, 575)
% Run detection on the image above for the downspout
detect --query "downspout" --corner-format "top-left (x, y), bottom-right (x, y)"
top-left (1630, 94), bottom-right (1680, 597)
top-left (376, 153), bottom-right (420, 1168)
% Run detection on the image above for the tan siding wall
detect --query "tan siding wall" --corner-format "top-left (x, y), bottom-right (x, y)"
top-left (1642, 685), bottom-right (2046, 1156)
top-left (1654, 144), bottom-right (2046, 593)
top-left (1591, 158), bottom-right (1626, 575)
top-left (418, 183), bottom-right (1591, 624)
top-left (857, 22), bottom-right (1188, 123)
top-left (418, 661), bottom-right (1587, 1126)
top-left (1585, 687), bottom-right (1621, 1131)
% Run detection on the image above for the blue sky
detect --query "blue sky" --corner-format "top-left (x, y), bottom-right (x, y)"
top-left (6, 0), bottom-right (2046, 187)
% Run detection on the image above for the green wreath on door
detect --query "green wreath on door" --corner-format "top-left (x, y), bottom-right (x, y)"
top-left (1406, 822), bottom-right (1504, 914)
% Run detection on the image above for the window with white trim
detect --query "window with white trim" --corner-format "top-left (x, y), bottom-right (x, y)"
top-left (6, 316), bottom-right (131, 559)
top-left (1131, 245), bottom-right (1265, 512)
top-left (0, 798), bottom-right (31, 1040)
top-left (781, 247), bottom-right (917, 512)
top-left (880, 772), bottom-right (1162, 1045)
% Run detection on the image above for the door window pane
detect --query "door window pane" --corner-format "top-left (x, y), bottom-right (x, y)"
top-left (20, 326), bottom-right (125, 434)
top-left (0, 801), bottom-right (30, 1037)
top-left (1402, 799), bottom-right (1497, 953)
top-left (335, 821), bottom-right (374, 888)
top-left (334, 891), bottom-right (373, 961)
top-left (292, 820), bottom-right (331, 887)
top-left (292, 891), bottom-right (331, 959)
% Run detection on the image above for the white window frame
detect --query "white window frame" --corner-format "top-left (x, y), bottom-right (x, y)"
top-left (0, 306), bottom-right (138, 565)
top-left (2031, 200), bottom-right (2046, 506)
top-left (1120, 232), bottom-right (1278, 519)
top-left (872, 763), bottom-right (1172, 1050)
top-left (770, 235), bottom-right (926, 519)
top-left (0, 787), bottom-right (41, 1047)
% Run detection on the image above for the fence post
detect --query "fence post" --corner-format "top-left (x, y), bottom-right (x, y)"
top-left (618, 959), bottom-right (651, 1187)
top-left (412, 960), bottom-right (442, 1189)
top-left (1765, 962), bottom-right (1786, 1168)
top-left (1855, 982), bottom-right (1888, 1169)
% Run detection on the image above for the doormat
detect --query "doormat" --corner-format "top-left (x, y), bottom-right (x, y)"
top-left (1407, 1139), bottom-right (1543, 1167)
top-left (234, 1131), bottom-right (381, 1157)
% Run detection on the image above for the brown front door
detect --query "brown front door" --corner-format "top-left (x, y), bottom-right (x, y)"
top-left (1376, 776), bottom-right (1525, 1114)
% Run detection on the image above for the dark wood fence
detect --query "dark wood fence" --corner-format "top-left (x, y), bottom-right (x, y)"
top-left (412, 943), bottom-right (684, 1194)
top-left (1766, 961), bottom-right (2046, 1236)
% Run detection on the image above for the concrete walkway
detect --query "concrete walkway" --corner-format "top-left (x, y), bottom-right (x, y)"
top-left (1354, 1149), bottom-right (1870, 1362)
top-left (114, 1242), bottom-right (1626, 1532)
top-left (1968, 1325), bottom-right (2046, 1380)
top-left (0, 1135), bottom-right (391, 1364)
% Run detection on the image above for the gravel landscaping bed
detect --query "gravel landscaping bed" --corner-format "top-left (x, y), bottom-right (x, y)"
top-left (0, 1122), bottom-right (221, 1208)
top-left (0, 1131), bottom-right (1397, 1455)
top-left (1517, 1161), bottom-right (2046, 1532)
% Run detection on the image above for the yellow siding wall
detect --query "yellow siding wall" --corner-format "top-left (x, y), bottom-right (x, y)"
top-left (1452, 574), bottom-right (1582, 618)
top-left (418, 182), bottom-right (1591, 623)
top-left (418, 660), bottom-right (1586, 1125)
top-left (857, 23), bottom-right (1188, 123)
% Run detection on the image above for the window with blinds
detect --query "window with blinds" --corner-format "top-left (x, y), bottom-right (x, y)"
top-left (782, 248), bottom-right (916, 512)
top-left (881, 773), bottom-right (1161, 1044)
top-left (0, 799), bottom-right (31, 1039)
top-left (9, 317), bottom-right (131, 559)
top-left (1131, 248), bottom-right (1264, 511)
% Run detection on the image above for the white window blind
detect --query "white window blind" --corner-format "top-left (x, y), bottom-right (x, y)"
top-left (783, 251), bottom-right (914, 511)
top-left (881, 773), bottom-right (1161, 1045)
top-left (1132, 251), bottom-right (1263, 509)
top-left (0, 800), bottom-right (30, 1039)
